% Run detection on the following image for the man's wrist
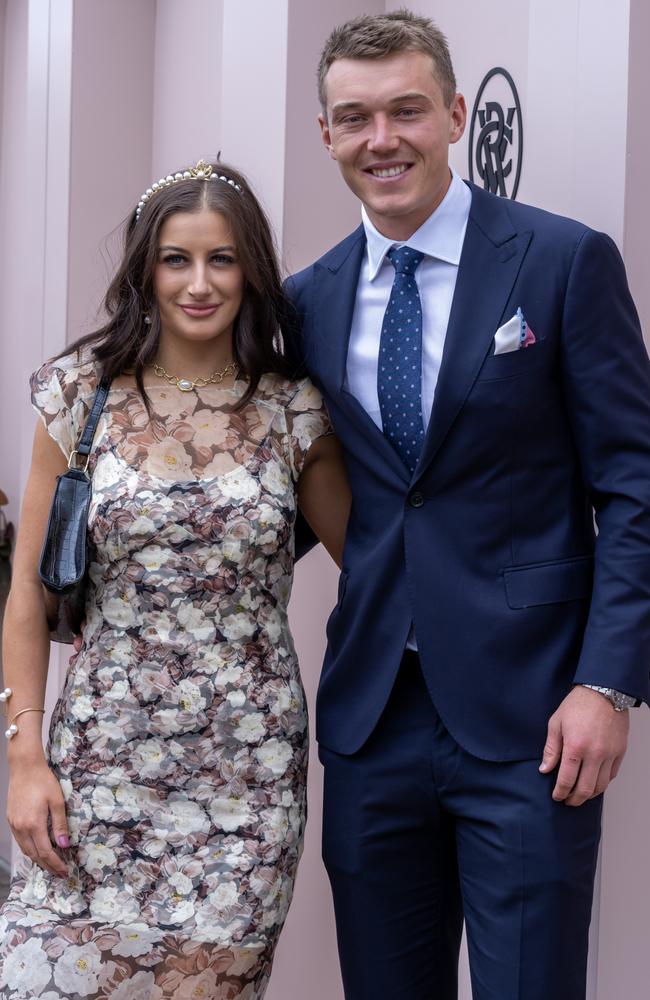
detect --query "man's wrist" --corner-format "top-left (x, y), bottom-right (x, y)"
top-left (580, 684), bottom-right (638, 711)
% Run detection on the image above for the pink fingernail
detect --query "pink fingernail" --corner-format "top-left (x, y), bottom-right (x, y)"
top-left (57, 835), bottom-right (70, 848)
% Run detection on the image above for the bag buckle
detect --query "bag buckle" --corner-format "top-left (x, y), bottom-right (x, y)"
top-left (67, 450), bottom-right (90, 473)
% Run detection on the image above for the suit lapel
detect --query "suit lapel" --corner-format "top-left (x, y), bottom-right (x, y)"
top-left (414, 187), bottom-right (532, 479)
top-left (313, 227), bottom-right (364, 390)
top-left (313, 226), bottom-right (411, 483)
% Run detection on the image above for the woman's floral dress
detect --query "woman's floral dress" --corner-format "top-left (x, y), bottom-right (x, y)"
top-left (0, 352), bottom-right (331, 999)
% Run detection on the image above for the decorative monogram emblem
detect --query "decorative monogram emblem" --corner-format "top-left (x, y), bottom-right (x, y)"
top-left (469, 68), bottom-right (523, 200)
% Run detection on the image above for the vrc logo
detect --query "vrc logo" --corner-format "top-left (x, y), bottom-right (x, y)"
top-left (468, 68), bottom-right (523, 200)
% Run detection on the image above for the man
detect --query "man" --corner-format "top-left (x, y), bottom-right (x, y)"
top-left (287, 10), bottom-right (650, 1000)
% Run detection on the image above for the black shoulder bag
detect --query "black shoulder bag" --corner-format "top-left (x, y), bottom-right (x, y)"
top-left (39, 377), bottom-right (111, 644)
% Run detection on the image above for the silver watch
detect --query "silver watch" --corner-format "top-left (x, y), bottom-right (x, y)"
top-left (582, 684), bottom-right (637, 711)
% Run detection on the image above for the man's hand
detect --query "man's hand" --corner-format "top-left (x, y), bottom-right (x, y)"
top-left (539, 686), bottom-right (629, 806)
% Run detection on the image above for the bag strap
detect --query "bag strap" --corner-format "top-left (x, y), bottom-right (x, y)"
top-left (68, 375), bottom-right (112, 470)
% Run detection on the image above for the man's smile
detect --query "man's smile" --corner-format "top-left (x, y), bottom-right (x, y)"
top-left (364, 162), bottom-right (413, 180)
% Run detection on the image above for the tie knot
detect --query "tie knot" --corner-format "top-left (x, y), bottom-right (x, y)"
top-left (388, 245), bottom-right (424, 277)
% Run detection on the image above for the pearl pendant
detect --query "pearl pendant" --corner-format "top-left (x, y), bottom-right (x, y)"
top-left (5, 724), bottom-right (17, 739)
top-left (177, 379), bottom-right (194, 392)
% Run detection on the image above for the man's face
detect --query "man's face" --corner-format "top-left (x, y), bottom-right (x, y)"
top-left (320, 51), bottom-right (466, 241)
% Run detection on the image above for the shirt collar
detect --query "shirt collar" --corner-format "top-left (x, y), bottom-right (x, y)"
top-left (362, 168), bottom-right (472, 281)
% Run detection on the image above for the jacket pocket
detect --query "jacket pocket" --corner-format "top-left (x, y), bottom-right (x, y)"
top-left (503, 555), bottom-right (594, 609)
top-left (477, 342), bottom-right (547, 381)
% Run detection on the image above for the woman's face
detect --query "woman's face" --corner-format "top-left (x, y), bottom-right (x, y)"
top-left (153, 206), bottom-right (245, 356)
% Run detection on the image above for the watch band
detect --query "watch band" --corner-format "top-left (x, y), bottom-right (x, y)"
top-left (581, 684), bottom-right (638, 711)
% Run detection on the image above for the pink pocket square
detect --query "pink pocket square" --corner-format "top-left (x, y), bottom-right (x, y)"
top-left (494, 308), bottom-right (537, 354)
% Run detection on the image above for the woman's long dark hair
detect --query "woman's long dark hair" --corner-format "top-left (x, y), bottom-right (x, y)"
top-left (61, 162), bottom-right (301, 408)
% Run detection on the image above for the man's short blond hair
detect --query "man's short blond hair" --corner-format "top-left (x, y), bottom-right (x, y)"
top-left (317, 9), bottom-right (457, 112)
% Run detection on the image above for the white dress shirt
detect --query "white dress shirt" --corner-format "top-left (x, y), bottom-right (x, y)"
top-left (345, 169), bottom-right (472, 431)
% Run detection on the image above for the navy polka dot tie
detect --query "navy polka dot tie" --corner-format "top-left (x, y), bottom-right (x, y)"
top-left (377, 246), bottom-right (425, 472)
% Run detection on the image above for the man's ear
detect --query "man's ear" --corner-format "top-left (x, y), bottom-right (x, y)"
top-left (318, 113), bottom-right (336, 160)
top-left (449, 93), bottom-right (467, 146)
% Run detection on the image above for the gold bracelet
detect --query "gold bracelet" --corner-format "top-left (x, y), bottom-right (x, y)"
top-left (5, 707), bottom-right (45, 740)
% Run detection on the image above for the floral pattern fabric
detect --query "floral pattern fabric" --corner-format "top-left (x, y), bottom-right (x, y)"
top-left (0, 352), bottom-right (331, 999)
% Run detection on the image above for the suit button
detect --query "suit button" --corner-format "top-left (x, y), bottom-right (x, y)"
top-left (409, 491), bottom-right (424, 508)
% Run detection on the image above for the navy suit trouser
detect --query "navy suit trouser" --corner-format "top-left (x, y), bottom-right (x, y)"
top-left (320, 652), bottom-right (603, 1000)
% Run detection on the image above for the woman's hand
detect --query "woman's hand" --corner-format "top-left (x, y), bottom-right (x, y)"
top-left (2, 420), bottom-right (69, 878)
top-left (7, 761), bottom-right (70, 878)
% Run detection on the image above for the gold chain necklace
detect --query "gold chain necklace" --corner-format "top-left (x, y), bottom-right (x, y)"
top-left (148, 361), bottom-right (237, 392)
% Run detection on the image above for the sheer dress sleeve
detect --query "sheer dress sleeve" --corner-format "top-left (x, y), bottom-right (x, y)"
top-left (30, 353), bottom-right (98, 460)
top-left (284, 378), bottom-right (333, 481)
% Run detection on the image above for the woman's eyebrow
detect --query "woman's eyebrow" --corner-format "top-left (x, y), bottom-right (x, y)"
top-left (158, 244), bottom-right (237, 253)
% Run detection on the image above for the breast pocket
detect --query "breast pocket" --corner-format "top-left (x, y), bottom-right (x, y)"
top-left (476, 342), bottom-right (548, 381)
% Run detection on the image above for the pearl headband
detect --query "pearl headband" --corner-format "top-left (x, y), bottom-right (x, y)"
top-left (135, 159), bottom-right (242, 221)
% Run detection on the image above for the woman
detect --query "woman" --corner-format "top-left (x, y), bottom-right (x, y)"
top-left (0, 160), bottom-right (349, 998)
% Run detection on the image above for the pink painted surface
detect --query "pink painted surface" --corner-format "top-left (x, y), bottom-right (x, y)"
top-left (68, 0), bottom-right (156, 342)
top-left (0, 3), bottom-right (648, 996)
top-left (0, 0), bottom-right (32, 530)
top-left (152, 0), bottom-right (224, 180)
top-left (622, 0), bottom-right (650, 342)
top-left (220, 1), bottom-right (289, 243)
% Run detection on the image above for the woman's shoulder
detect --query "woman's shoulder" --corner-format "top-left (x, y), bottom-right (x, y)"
top-left (30, 347), bottom-right (100, 410)
top-left (255, 372), bottom-right (326, 412)
top-left (30, 348), bottom-right (103, 458)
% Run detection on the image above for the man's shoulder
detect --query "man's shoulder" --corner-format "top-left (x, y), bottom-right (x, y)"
top-left (468, 182), bottom-right (593, 245)
top-left (286, 225), bottom-right (366, 300)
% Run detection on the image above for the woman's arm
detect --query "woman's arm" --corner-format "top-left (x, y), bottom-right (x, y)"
top-left (297, 435), bottom-right (351, 568)
top-left (2, 421), bottom-right (70, 877)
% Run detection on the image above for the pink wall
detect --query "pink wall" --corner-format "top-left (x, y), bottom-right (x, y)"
top-left (622, 0), bottom-right (650, 335)
top-left (152, 0), bottom-right (223, 180)
top-left (0, 0), bottom-right (34, 530)
top-left (1, 3), bottom-right (648, 997)
top-left (68, 0), bottom-right (156, 341)
top-left (0, 1), bottom-right (6, 168)
top-left (220, 1), bottom-right (288, 244)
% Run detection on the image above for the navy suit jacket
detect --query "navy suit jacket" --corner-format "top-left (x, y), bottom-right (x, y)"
top-left (287, 183), bottom-right (650, 760)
